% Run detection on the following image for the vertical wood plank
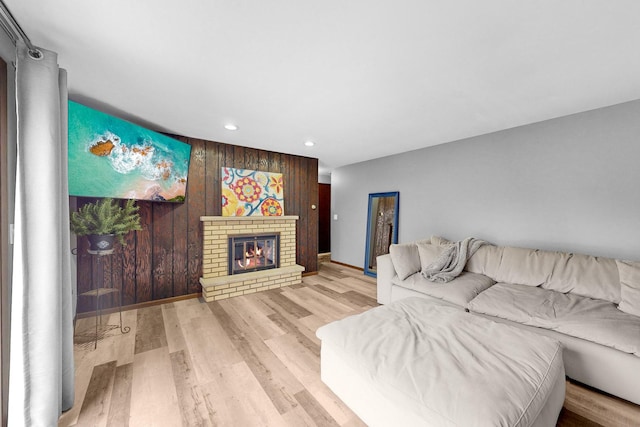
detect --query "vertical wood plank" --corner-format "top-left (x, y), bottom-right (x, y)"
top-left (204, 140), bottom-right (217, 217)
top-left (258, 148), bottom-right (270, 171)
top-left (172, 203), bottom-right (188, 297)
top-left (110, 246), bottom-right (124, 309)
top-left (215, 142), bottom-right (226, 216)
top-left (151, 202), bottom-right (174, 300)
top-left (233, 145), bottom-right (245, 169)
top-left (245, 147), bottom-right (260, 172)
top-left (102, 248), bottom-right (116, 309)
top-left (209, 141), bottom-right (221, 217)
top-left (135, 202), bottom-right (153, 303)
top-left (75, 198), bottom-right (95, 312)
top-left (121, 227), bottom-right (137, 306)
top-left (225, 144), bottom-right (234, 171)
top-left (76, 250), bottom-right (93, 313)
top-left (187, 138), bottom-right (205, 293)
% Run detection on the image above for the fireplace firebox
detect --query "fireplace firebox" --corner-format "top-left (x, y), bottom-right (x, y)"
top-left (229, 233), bottom-right (280, 275)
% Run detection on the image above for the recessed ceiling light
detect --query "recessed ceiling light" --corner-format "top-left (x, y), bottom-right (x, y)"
top-left (224, 123), bottom-right (238, 131)
top-left (304, 141), bottom-right (315, 147)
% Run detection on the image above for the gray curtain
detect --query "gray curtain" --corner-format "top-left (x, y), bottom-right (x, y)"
top-left (9, 41), bottom-right (74, 426)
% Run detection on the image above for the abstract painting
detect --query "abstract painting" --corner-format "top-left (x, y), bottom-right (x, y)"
top-left (68, 101), bottom-right (191, 202)
top-left (221, 167), bottom-right (284, 216)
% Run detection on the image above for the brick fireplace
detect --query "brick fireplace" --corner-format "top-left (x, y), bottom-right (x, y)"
top-left (199, 216), bottom-right (305, 302)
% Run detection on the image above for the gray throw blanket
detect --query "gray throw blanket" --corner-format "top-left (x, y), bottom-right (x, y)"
top-left (422, 237), bottom-right (488, 283)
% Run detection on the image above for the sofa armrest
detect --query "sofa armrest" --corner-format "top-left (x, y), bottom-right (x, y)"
top-left (377, 254), bottom-right (396, 304)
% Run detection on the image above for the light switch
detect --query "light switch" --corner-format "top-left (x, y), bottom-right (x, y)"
top-left (333, 214), bottom-right (338, 220)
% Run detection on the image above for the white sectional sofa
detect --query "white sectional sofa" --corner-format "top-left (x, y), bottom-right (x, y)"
top-left (377, 236), bottom-right (640, 406)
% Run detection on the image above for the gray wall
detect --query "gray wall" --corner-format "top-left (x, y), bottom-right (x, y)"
top-left (331, 99), bottom-right (640, 268)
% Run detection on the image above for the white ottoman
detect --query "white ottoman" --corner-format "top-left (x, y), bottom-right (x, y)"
top-left (316, 298), bottom-right (565, 427)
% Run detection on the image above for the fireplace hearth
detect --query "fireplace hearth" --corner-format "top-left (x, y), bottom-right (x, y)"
top-left (199, 216), bottom-right (305, 302)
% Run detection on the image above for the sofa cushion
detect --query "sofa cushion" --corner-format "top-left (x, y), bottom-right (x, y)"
top-left (487, 246), bottom-right (620, 304)
top-left (392, 271), bottom-right (495, 307)
top-left (416, 242), bottom-right (445, 272)
top-left (468, 282), bottom-right (640, 357)
top-left (389, 243), bottom-right (422, 280)
top-left (616, 260), bottom-right (640, 317)
top-left (430, 235), bottom-right (453, 246)
top-left (465, 244), bottom-right (505, 279)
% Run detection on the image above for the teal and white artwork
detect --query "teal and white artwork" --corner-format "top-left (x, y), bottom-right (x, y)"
top-left (68, 101), bottom-right (191, 202)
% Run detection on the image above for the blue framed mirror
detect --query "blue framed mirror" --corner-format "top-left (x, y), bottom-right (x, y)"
top-left (364, 191), bottom-right (399, 277)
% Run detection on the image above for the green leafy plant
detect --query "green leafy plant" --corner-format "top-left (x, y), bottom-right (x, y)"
top-left (70, 198), bottom-right (142, 245)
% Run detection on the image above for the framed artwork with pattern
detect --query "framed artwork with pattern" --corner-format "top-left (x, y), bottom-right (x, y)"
top-left (221, 167), bottom-right (284, 216)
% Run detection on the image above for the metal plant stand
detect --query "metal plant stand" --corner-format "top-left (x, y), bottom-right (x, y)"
top-left (79, 250), bottom-right (130, 349)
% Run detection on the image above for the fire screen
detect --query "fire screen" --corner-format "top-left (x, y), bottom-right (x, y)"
top-left (229, 233), bottom-right (280, 275)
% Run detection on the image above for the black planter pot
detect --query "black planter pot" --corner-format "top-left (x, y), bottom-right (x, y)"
top-left (87, 234), bottom-right (116, 255)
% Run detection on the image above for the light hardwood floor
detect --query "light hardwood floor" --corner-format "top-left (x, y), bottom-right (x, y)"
top-left (60, 262), bottom-right (640, 426)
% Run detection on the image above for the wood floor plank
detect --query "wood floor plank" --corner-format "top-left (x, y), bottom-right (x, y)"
top-left (201, 361), bottom-right (286, 426)
top-left (294, 389), bottom-right (340, 427)
top-left (261, 289), bottom-right (313, 319)
top-left (76, 361), bottom-right (117, 427)
top-left (307, 284), bottom-right (377, 309)
top-left (563, 380), bottom-right (640, 426)
top-left (316, 266), bottom-right (349, 280)
top-left (304, 379), bottom-right (365, 427)
top-left (304, 276), bottom-right (359, 295)
top-left (162, 302), bottom-right (188, 353)
top-left (134, 305), bottom-right (168, 354)
top-left (557, 408), bottom-right (602, 427)
top-left (107, 363), bottom-right (133, 427)
top-left (280, 287), bottom-right (355, 323)
top-left (334, 276), bottom-right (377, 298)
top-left (129, 346), bottom-right (182, 426)
top-left (173, 297), bottom-right (214, 323)
top-left (259, 294), bottom-right (324, 347)
top-left (265, 333), bottom-right (320, 385)
top-left (225, 294), bottom-right (286, 340)
top-left (298, 314), bottom-right (334, 344)
top-left (181, 312), bottom-right (243, 384)
top-left (341, 290), bottom-right (378, 308)
top-left (170, 349), bottom-right (213, 426)
top-left (266, 310), bottom-right (320, 358)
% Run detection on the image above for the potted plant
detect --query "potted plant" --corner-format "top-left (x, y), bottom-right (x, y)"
top-left (70, 198), bottom-right (142, 254)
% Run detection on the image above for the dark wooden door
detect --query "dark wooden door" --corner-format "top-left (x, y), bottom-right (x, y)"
top-left (318, 183), bottom-right (331, 254)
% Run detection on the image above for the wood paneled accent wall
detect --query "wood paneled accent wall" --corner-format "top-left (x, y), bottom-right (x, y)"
top-left (74, 137), bottom-right (318, 313)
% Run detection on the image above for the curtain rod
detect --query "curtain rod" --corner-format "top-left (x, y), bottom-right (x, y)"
top-left (0, 0), bottom-right (42, 59)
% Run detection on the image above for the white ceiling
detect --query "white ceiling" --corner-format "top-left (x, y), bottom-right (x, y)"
top-left (7, 1), bottom-right (640, 175)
